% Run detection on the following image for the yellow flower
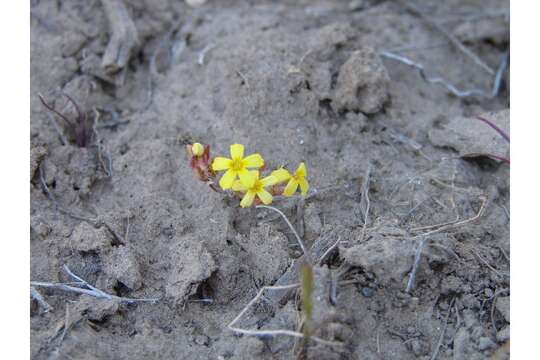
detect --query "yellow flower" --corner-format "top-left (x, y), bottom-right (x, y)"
top-left (272, 162), bottom-right (309, 197)
top-left (212, 144), bottom-right (264, 189)
top-left (191, 142), bottom-right (204, 156)
top-left (232, 171), bottom-right (278, 208)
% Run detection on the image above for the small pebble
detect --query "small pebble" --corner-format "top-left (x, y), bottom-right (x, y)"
top-left (478, 336), bottom-right (496, 351)
top-left (361, 287), bottom-right (375, 298)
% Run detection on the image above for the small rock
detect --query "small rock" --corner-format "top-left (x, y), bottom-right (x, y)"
top-left (408, 338), bottom-right (429, 357)
top-left (74, 297), bottom-right (119, 321)
top-left (332, 47), bottom-right (390, 114)
top-left (193, 334), bottom-right (210, 346)
top-left (102, 245), bottom-right (142, 290)
top-left (348, 0), bottom-right (367, 11)
top-left (495, 296), bottom-right (510, 322)
top-left (166, 238), bottom-right (217, 306)
top-left (309, 23), bottom-right (355, 60)
top-left (428, 109), bottom-right (509, 161)
top-left (478, 336), bottom-right (496, 351)
top-left (71, 222), bottom-right (113, 252)
top-left (340, 235), bottom-right (415, 285)
top-left (496, 325), bottom-right (510, 342)
top-left (31, 217), bottom-right (51, 238)
top-left (440, 275), bottom-right (463, 295)
top-left (360, 287), bottom-right (375, 298)
top-left (61, 31), bottom-right (88, 57)
top-left (30, 146), bottom-right (47, 180)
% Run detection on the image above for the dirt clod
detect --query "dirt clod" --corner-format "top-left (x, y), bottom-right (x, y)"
top-left (71, 222), bottom-right (113, 253)
top-left (332, 47), bottom-right (390, 114)
top-left (102, 245), bottom-right (142, 290)
top-left (165, 238), bottom-right (217, 307)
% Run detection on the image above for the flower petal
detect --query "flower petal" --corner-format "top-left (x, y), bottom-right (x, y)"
top-left (270, 168), bottom-right (291, 183)
top-left (296, 162), bottom-right (307, 178)
top-left (212, 157), bottom-right (231, 171)
top-left (232, 180), bottom-right (247, 192)
top-left (240, 191), bottom-right (256, 208)
top-left (283, 179), bottom-right (299, 197)
top-left (230, 143), bottom-right (244, 160)
top-left (219, 169), bottom-right (237, 189)
top-left (257, 189), bottom-right (273, 205)
top-left (242, 153), bottom-right (264, 168)
top-left (239, 169), bottom-right (257, 188)
top-left (298, 178), bottom-right (309, 196)
top-left (261, 175), bottom-right (278, 188)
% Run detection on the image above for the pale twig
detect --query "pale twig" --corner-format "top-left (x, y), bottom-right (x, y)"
top-left (59, 304), bottom-right (70, 344)
top-left (31, 265), bottom-right (159, 304)
top-left (471, 250), bottom-right (509, 277)
top-left (430, 297), bottom-right (455, 360)
top-left (379, 50), bottom-right (508, 99)
top-left (100, 0), bottom-right (139, 73)
top-left (406, 237), bottom-right (428, 293)
top-left (400, 0), bottom-right (494, 75)
top-left (360, 164), bottom-right (372, 242)
top-left (412, 196), bottom-right (487, 238)
top-left (256, 205), bottom-right (310, 262)
top-left (227, 283), bottom-right (342, 347)
top-left (318, 236), bottom-right (341, 266)
top-left (92, 108), bottom-right (113, 177)
top-left (31, 286), bottom-right (53, 312)
top-left (198, 44), bottom-right (215, 65)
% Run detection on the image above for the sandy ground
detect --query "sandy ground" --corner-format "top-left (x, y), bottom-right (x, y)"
top-left (30, 1), bottom-right (509, 359)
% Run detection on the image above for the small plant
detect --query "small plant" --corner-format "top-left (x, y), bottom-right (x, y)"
top-left (38, 94), bottom-right (93, 148)
top-left (186, 142), bottom-right (309, 207)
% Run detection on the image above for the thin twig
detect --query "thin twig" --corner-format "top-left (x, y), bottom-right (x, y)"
top-left (198, 44), bottom-right (215, 65)
top-left (360, 164), bottom-right (372, 242)
top-left (45, 112), bottom-right (68, 146)
top-left (379, 50), bottom-right (508, 99)
top-left (471, 250), bottom-right (509, 277)
top-left (412, 196), bottom-right (487, 238)
top-left (400, 0), bottom-right (494, 75)
top-left (92, 108), bottom-right (113, 177)
top-left (38, 94), bottom-right (75, 126)
top-left (430, 298), bottom-right (455, 360)
top-left (406, 237), bottom-right (428, 293)
top-left (31, 286), bottom-right (53, 312)
top-left (227, 283), bottom-right (342, 347)
top-left (31, 265), bottom-right (159, 304)
top-left (318, 236), bottom-right (341, 266)
top-left (256, 205), bottom-right (310, 262)
top-left (475, 116), bottom-right (510, 143)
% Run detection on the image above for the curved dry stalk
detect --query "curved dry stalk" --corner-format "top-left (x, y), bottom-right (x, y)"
top-left (31, 265), bottom-right (159, 304)
top-left (227, 283), bottom-right (343, 348)
top-left (256, 205), bottom-right (310, 262)
top-left (411, 196), bottom-right (487, 238)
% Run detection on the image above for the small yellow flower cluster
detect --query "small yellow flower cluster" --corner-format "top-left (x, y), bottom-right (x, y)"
top-left (211, 144), bottom-right (309, 208)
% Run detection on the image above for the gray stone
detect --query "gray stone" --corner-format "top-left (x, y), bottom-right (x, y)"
top-left (478, 336), bottom-right (496, 351)
top-left (495, 296), bottom-right (510, 322)
top-left (71, 222), bottom-right (113, 252)
top-left (333, 47), bottom-right (390, 114)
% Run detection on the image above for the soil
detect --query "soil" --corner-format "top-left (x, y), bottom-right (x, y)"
top-left (30, 1), bottom-right (510, 359)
